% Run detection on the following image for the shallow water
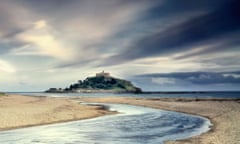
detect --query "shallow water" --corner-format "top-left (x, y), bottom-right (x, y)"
top-left (0, 103), bottom-right (211, 144)
top-left (12, 91), bottom-right (240, 99)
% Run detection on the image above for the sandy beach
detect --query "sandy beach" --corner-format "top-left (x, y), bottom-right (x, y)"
top-left (0, 95), bottom-right (240, 144)
top-left (0, 94), bottom-right (114, 131)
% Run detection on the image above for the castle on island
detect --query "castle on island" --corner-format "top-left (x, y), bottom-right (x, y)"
top-left (96, 70), bottom-right (110, 77)
top-left (45, 70), bottom-right (142, 93)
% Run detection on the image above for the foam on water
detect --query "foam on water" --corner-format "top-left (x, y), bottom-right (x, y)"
top-left (0, 103), bottom-right (211, 144)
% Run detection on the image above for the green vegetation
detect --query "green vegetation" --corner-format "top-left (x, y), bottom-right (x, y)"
top-left (46, 76), bottom-right (142, 93)
top-left (0, 92), bottom-right (5, 96)
top-left (67, 76), bottom-right (141, 92)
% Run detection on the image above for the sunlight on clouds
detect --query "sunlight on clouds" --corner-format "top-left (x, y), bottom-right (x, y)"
top-left (18, 34), bottom-right (70, 59)
top-left (12, 20), bottom-right (74, 60)
top-left (0, 59), bottom-right (15, 73)
top-left (33, 20), bottom-right (47, 29)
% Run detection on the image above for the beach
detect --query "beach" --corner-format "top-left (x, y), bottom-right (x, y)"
top-left (0, 94), bottom-right (114, 131)
top-left (0, 94), bottom-right (240, 144)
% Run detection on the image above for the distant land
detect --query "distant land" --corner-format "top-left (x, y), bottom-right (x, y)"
top-left (0, 92), bottom-right (5, 96)
top-left (45, 71), bottom-right (142, 93)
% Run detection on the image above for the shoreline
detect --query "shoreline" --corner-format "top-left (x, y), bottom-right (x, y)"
top-left (0, 95), bottom-right (239, 144)
top-left (78, 97), bottom-right (240, 144)
top-left (0, 94), bottom-right (116, 131)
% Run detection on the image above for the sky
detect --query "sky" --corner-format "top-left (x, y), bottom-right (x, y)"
top-left (0, 0), bottom-right (240, 92)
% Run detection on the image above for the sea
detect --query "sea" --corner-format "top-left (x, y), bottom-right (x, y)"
top-left (9, 91), bottom-right (240, 99)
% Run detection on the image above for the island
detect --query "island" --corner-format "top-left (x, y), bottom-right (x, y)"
top-left (45, 71), bottom-right (142, 93)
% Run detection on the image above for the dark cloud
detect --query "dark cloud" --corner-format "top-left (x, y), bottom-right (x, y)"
top-left (146, 0), bottom-right (227, 19)
top-left (102, 0), bottom-right (240, 65)
top-left (137, 71), bottom-right (240, 85)
top-left (0, 1), bottom-right (30, 37)
top-left (0, 1), bottom-right (34, 55)
top-left (173, 36), bottom-right (240, 60)
top-left (18, 0), bottom-right (75, 11)
top-left (1, 28), bottom-right (25, 39)
top-left (17, 0), bottom-right (149, 20)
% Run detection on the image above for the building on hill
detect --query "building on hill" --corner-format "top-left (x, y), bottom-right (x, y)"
top-left (96, 70), bottom-right (110, 77)
top-left (46, 71), bottom-right (142, 93)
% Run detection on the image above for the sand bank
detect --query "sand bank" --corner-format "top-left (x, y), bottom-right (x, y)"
top-left (79, 97), bottom-right (240, 144)
top-left (0, 95), bottom-right (114, 131)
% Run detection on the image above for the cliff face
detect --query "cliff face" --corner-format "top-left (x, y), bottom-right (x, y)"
top-left (46, 76), bottom-right (142, 93)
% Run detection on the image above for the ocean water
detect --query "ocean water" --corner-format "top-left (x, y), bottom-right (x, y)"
top-left (0, 103), bottom-right (211, 144)
top-left (11, 91), bottom-right (240, 99)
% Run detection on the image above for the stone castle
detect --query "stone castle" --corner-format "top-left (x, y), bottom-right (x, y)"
top-left (96, 70), bottom-right (110, 77)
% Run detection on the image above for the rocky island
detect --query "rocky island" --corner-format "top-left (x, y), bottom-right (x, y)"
top-left (46, 71), bottom-right (142, 93)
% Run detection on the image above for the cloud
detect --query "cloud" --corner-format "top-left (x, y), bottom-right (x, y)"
top-left (11, 22), bottom-right (74, 60)
top-left (152, 78), bottom-right (175, 85)
top-left (0, 0), bottom-right (239, 91)
top-left (137, 71), bottom-right (240, 85)
top-left (173, 35), bottom-right (240, 60)
top-left (0, 0), bottom-right (159, 68)
top-left (33, 20), bottom-right (47, 29)
top-left (2, 19), bottom-right (77, 62)
top-left (102, 0), bottom-right (240, 65)
top-left (0, 59), bottom-right (15, 73)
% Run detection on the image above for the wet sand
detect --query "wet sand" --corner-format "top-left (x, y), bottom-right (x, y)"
top-left (79, 97), bottom-right (240, 144)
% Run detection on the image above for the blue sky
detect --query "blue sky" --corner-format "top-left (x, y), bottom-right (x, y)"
top-left (0, 0), bottom-right (240, 91)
